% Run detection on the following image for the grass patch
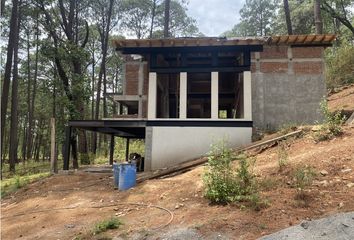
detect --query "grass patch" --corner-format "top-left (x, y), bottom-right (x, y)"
top-left (1, 172), bottom-right (51, 197)
top-left (1, 159), bottom-right (63, 179)
top-left (93, 217), bottom-right (122, 235)
top-left (259, 177), bottom-right (278, 191)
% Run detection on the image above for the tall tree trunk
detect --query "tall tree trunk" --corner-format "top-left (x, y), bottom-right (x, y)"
top-left (91, 55), bottom-right (95, 120)
top-left (71, 130), bottom-right (78, 169)
top-left (314, 0), bottom-right (323, 34)
top-left (35, 131), bottom-right (42, 161)
top-left (91, 47), bottom-right (95, 153)
top-left (283, 0), bottom-right (293, 35)
top-left (149, 0), bottom-right (157, 38)
top-left (22, 29), bottom-right (31, 162)
top-left (163, 0), bottom-right (170, 38)
top-left (8, 1), bottom-right (21, 173)
top-left (1, 0), bottom-right (18, 161)
top-left (112, 67), bottom-right (118, 116)
top-left (53, 68), bottom-right (57, 118)
top-left (26, 13), bottom-right (39, 160)
top-left (1, 0), bottom-right (5, 16)
top-left (73, 59), bottom-right (87, 166)
top-left (94, 0), bottom-right (114, 154)
top-left (21, 119), bottom-right (27, 161)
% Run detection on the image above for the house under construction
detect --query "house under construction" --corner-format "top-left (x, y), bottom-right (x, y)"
top-left (64, 34), bottom-right (335, 171)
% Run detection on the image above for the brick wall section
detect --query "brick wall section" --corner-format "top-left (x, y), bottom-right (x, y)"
top-left (251, 46), bottom-right (324, 74)
top-left (292, 47), bottom-right (323, 58)
top-left (260, 62), bottom-right (288, 73)
top-left (260, 46), bottom-right (288, 59)
top-left (125, 63), bottom-right (139, 95)
top-left (293, 62), bottom-right (322, 74)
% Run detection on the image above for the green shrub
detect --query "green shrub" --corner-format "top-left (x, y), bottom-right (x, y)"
top-left (79, 153), bottom-right (93, 165)
top-left (203, 140), bottom-right (258, 204)
top-left (313, 100), bottom-right (345, 142)
top-left (93, 217), bottom-right (122, 235)
top-left (325, 42), bottom-right (354, 89)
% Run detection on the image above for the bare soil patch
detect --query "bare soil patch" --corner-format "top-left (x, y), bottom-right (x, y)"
top-left (328, 84), bottom-right (354, 113)
top-left (2, 126), bottom-right (354, 240)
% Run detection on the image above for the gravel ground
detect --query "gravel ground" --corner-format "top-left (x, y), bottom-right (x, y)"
top-left (259, 211), bottom-right (354, 240)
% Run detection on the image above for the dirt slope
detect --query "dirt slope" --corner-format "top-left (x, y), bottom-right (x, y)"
top-left (328, 84), bottom-right (354, 113)
top-left (2, 125), bottom-right (354, 240)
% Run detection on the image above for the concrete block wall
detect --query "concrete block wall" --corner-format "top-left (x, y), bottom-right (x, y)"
top-left (251, 46), bottom-right (326, 130)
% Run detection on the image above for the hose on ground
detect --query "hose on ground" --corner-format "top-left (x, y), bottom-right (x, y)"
top-left (1, 202), bottom-right (174, 230)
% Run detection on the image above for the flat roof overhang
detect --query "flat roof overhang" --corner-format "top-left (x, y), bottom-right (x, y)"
top-left (113, 34), bottom-right (336, 53)
top-left (116, 45), bottom-right (264, 55)
top-left (68, 119), bottom-right (254, 138)
top-left (69, 120), bottom-right (147, 139)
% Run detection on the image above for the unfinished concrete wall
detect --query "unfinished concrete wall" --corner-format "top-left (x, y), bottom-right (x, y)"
top-left (121, 45), bottom-right (326, 128)
top-left (251, 46), bottom-right (326, 130)
top-left (144, 126), bottom-right (252, 171)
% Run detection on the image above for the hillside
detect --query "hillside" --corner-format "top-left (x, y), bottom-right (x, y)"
top-left (2, 87), bottom-right (354, 240)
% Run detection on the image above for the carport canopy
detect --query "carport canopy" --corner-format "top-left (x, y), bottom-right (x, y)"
top-left (63, 120), bottom-right (147, 170)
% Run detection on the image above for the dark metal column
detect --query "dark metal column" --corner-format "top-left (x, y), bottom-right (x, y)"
top-left (109, 134), bottom-right (115, 165)
top-left (63, 126), bottom-right (72, 170)
top-left (125, 138), bottom-right (130, 162)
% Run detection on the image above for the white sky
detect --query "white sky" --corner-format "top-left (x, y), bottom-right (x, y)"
top-left (187, 0), bottom-right (246, 36)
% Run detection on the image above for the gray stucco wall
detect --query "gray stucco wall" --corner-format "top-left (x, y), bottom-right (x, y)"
top-left (144, 126), bottom-right (252, 171)
top-left (252, 73), bottom-right (326, 130)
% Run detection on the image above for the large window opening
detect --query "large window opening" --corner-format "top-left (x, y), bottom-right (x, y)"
top-left (218, 72), bottom-right (244, 119)
top-left (187, 73), bottom-right (211, 118)
top-left (156, 73), bottom-right (180, 118)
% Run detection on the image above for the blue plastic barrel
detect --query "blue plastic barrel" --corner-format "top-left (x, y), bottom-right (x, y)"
top-left (113, 163), bottom-right (119, 188)
top-left (118, 163), bottom-right (136, 191)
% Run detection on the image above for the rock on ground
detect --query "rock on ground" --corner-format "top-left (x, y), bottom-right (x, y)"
top-left (259, 212), bottom-right (354, 240)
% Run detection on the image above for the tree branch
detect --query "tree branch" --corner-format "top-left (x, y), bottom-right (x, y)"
top-left (80, 20), bottom-right (89, 48)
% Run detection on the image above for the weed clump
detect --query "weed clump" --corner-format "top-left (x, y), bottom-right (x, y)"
top-left (277, 141), bottom-right (289, 171)
top-left (293, 165), bottom-right (316, 200)
top-left (203, 140), bottom-right (264, 209)
top-left (313, 100), bottom-right (345, 142)
top-left (93, 217), bottom-right (122, 235)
